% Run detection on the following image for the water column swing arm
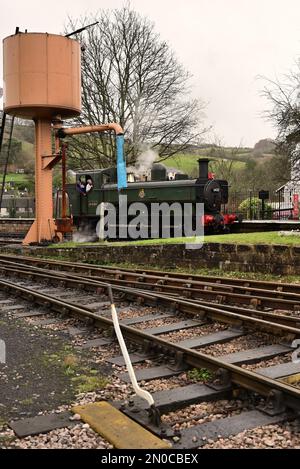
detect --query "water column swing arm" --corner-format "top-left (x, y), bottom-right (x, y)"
top-left (51, 123), bottom-right (127, 241)
top-left (56, 123), bottom-right (124, 137)
top-left (56, 123), bottom-right (127, 191)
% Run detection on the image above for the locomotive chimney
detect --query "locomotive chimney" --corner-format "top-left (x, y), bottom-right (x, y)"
top-left (198, 158), bottom-right (209, 179)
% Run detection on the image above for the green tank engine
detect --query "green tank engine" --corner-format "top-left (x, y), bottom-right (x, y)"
top-left (66, 159), bottom-right (237, 236)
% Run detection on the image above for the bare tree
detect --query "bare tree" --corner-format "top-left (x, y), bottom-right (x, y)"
top-left (207, 137), bottom-right (243, 186)
top-left (262, 63), bottom-right (300, 160)
top-left (65, 6), bottom-right (209, 168)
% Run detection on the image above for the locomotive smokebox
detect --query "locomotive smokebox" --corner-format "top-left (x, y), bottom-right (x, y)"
top-left (198, 158), bottom-right (209, 179)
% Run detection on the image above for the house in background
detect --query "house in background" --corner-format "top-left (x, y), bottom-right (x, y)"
top-left (276, 144), bottom-right (300, 218)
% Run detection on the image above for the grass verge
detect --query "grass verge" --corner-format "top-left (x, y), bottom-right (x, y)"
top-left (50, 231), bottom-right (300, 248)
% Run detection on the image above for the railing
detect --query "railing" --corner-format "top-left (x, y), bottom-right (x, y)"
top-left (224, 188), bottom-right (298, 220)
top-left (0, 197), bottom-right (34, 218)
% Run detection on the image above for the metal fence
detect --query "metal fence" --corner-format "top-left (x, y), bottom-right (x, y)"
top-left (223, 187), bottom-right (299, 220)
top-left (0, 197), bottom-right (34, 218)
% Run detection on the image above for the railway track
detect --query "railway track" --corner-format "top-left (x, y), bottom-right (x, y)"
top-left (1, 253), bottom-right (298, 292)
top-left (1, 257), bottom-right (300, 448)
top-left (0, 254), bottom-right (299, 313)
top-left (0, 238), bottom-right (22, 245)
top-left (0, 257), bottom-right (300, 331)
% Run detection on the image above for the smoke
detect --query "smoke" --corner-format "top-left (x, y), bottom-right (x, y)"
top-left (127, 148), bottom-right (158, 178)
top-left (72, 226), bottom-right (98, 243)
top-left (67, 170), bottom-right (77, 183)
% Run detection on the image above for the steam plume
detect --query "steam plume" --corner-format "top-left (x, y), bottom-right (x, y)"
top-left (127, 147), bottom-right (158, 178)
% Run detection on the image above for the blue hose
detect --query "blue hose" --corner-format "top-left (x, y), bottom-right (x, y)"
top-left (116, 135), bottom-right (127, 191)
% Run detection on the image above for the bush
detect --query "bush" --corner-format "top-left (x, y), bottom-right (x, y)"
top-left (238, 197), bottom-right (272, 219)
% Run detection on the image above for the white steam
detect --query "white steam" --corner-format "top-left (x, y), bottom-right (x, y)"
top-left (127, 148), bottom-right (158, 178)
top-left (72, 226), bottom-right (98, 243)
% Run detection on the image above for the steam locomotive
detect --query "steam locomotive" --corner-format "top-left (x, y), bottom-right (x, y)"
top-left (65, 158), bottom-right (238, 238)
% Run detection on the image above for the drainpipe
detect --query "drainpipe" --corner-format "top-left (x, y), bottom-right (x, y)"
top-left (56, 124), bottom-right (127, 190)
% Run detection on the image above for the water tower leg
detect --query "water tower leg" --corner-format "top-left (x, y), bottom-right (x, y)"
top-left (23, 119), bottom-right (57, 245)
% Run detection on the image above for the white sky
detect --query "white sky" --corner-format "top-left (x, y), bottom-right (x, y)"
top-left (1, 0), bottom-right (300, 146)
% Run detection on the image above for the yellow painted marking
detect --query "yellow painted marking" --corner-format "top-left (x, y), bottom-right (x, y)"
top-left (72, 402), bottom-right (171, 449)
top-left (279, 372), bottom-right (300, 386)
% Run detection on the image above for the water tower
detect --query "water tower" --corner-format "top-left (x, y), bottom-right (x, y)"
top-left (3, 32), bottom-right (81, 244)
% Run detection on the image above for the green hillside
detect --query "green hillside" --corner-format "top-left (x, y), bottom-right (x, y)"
top-left (162, 153), bottom-right (246, 176)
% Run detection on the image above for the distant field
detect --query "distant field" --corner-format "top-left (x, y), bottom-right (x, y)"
top-left (161, 153), bottom-right (246, 176)
top-left (197, 147), bottom-right (253, 162)
top-left (161, 153), bottom-right (200, 174)
top-left (22, 141), bottom-right (34, 154)
top-left (5, 173), bottom-right (29, 183)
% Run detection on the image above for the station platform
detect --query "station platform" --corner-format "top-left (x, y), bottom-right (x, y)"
top-left (232, 219), bottom-right (300, 233)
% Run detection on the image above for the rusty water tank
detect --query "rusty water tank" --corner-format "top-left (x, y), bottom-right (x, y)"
top-left (3, 32), bottom-right (81, 119)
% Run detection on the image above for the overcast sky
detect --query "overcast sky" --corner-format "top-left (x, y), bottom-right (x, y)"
top-left (1, 0), bottom-right (300, 146)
